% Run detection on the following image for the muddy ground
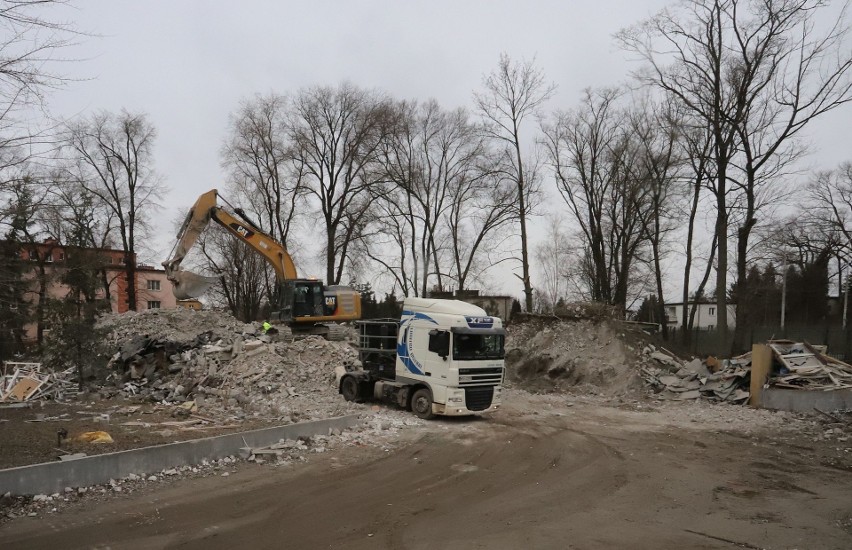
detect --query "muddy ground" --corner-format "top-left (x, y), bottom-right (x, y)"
top-left (1, 389), bottom-right (850, 550)
top-left (0, 399), bottom-right (307, 469)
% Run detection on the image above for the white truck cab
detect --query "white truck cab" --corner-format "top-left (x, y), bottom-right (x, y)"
top-left (339, 297), bottom-right (506, 419)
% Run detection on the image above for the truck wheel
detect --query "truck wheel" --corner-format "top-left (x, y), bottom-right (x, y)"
top-left (411, 388), bottom-right (435, 420)
top-left (341, 376), bottom-right (361, 402)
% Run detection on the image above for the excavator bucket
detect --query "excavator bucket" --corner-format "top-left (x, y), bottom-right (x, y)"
top-left (168, 269), bottom-right (219, 300)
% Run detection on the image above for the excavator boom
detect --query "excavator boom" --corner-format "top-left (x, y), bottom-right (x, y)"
top-left (163, 189), bottom-right (297, 299)
top-left (163, 189), bottom-right (361, 328)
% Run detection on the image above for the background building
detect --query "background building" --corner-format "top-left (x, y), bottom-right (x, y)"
top-left (664, 301), bottom-right (738, 331)
top-left (11, 240), bottom-right (177, 343)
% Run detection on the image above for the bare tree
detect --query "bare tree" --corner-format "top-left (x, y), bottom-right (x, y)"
top-left (0, 1), bottom-right (81, 181)
top-left (475, 53), bottom-right (555, 312)
top-left (376, 99), bottom-right (501, 296)
top-left (542, 88), bottom-right (649, 312)
top-left (619, 0), bottom-right (747, 346)
top-left (620, 0), bottom-right (852, 350)
top-left (810, 162), bottom-right (852, 252)
top-left (287, 83), bottom-right (391, 285)
top-left (363, 183), bottom-right (417, 296)
top-left (221, 93), bottom-right (305, 248)
top-left (728, 0), bottom-right (852, 347)
top-left (65, 109), bottom-right (162, 311)
top-left (677, 118), bottom-right (717, 341)
top-left (534, 214), bottom-right (573, 312)
top-left (445, 161), bottom-right (516, 292)
top-left (195, 225), bottom-right (271, 322)
top-left (629, 97), bottom-right (684, 338)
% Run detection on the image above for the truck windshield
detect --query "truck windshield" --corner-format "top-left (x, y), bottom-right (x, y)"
top-left (453, 333), bottom-right (505, 360)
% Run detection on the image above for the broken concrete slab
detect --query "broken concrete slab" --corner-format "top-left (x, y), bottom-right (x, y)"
top-left (677, 359), bottom-right (710, 378)
top-left (650, 351), bottom-right (682, 370)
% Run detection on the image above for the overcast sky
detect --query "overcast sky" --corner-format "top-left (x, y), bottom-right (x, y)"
top-left (43, 0), bottom-right (852, 299)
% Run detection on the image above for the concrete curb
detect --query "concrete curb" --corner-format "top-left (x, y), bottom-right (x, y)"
top-left (760, 388), bottom-right (852, 413)
top-left (0, 414), bottom-right (363, 496)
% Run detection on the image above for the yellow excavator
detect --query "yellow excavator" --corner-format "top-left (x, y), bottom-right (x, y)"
top-left (162, 189), bottom-right (361, 335)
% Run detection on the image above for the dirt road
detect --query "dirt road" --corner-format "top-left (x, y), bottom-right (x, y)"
top-left (2, 391), bottom-right (851, 549)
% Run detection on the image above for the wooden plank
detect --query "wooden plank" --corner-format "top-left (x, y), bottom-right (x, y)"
top-left (6, 376), bottom-right (45, 401)
top-left (749, 344), bottom-right (773, 408)
top-left (803, 342), bottom-right (829, 366)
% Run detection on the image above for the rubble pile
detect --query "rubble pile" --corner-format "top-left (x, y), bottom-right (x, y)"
top-left (97, 308), bottom-right (361, 422)
top-left (639, 346), bottom-right (750, 403)
top-left (1, 363), bottom-right (79, 403)
top-left (506, 314), bottom-right (753, 403)
top-left (767, 341), bottom-right (852, 390)
top-left (640, 339), bottom-right (852, 403)
top-left (505, 315), bottom-right (645, 395)
top-left (97, 307), bottom-right (271, 347)
top-left (243, 413), bottom-right (423, 463)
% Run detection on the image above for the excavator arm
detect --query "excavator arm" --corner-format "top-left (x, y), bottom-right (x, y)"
top-left (163, 189), bottom-right (298, 299)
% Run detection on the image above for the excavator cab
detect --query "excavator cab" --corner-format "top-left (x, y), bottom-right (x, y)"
top-left (275, 279), bottom-right (328, 321)
top-left (292, 280), bottom-right (324, 318)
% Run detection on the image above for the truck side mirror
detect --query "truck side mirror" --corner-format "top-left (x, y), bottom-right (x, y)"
top-left (428, 329), bottom-right (450, 360)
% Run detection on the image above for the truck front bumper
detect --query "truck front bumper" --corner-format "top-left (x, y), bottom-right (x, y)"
top-left (432, 402), bottom-right (500, 416)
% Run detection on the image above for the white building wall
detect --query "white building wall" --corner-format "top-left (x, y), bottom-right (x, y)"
top-left (665, 303), bottom-right (737, 330)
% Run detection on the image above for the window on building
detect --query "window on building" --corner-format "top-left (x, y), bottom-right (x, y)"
top-left (707, 324), bottom-right (714, 331)
top-left (45, 253), bottom-right (53, 263)
top-left (29, 250), bottom-right (38, 261)
top-left (57, 251), bottom-right (65, 261)
top-left (147, 280), bottom-right (161, 291)
top-left (147, 301), bottom-right (161, 309)
top-left (708, 307), bottom-right (715, 316)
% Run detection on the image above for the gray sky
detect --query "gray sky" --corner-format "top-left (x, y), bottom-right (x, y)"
top-left (44, 0), bottom-right (852, 298)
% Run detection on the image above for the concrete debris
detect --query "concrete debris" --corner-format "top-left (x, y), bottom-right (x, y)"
top-left (96, 308), bottom-right (361, 424)
top-left (642, 339), bottom-right (852, 404)
top-left (640, 347), bottom-right (751, 404)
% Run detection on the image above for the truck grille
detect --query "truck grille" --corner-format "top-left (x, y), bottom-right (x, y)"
top-left (464, 387), bottom-right (494, 411)
top-left (457, 367), bottom-right (503, 386)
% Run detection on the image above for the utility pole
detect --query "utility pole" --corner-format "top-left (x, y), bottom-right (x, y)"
top-left (844, 272), bottom-right (849, 330)
top-left (781, 252), bottom-right (787, 332)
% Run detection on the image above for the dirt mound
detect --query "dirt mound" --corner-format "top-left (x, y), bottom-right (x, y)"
top-left (505, 315), bottom-right (646, 395)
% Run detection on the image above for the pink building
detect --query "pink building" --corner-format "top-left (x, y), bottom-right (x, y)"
top-left (14, 240), bottom-right (177, 343)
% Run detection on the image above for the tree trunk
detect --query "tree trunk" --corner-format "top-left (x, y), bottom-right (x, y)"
top-left (681, 174), bottom-right (702, 345)
top-left (715, 163), bottom-right (728, 352)
top-left (36, 263), bottom-right (47, 347)
top-left (652, 239), bottom-right (668, 339)
top-left (326, 227), bottom-right (336, 285)
top-left (514, 140), bottom-right (533, 312)
top-left (125, 252), bottom-right (138, 311)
